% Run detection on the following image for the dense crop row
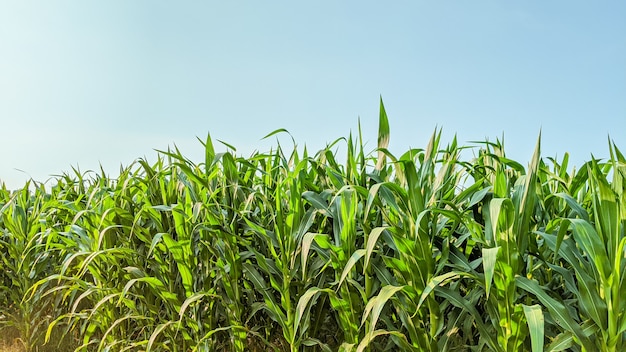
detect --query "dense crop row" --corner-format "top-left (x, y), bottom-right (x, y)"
top-left (1, 101), bottom-right (625, 351)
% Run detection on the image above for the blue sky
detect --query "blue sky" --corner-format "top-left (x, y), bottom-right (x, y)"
top-left (1, 1), bottom-right (625, 189)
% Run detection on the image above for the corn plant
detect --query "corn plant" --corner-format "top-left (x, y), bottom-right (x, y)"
top-left (0, 182), bottom-right (64, 351)
top-left (2, 98), bottom-right (625, 351)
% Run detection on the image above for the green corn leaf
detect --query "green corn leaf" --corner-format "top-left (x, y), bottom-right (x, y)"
top-left (551, 193), bottom-right (590, 221)
top-left (162, 233), bottom-right (194, 298)
top-left (482, 246), bottom-right (499, 299)
top-left (415, 270), bottom-right (460, 312)
top-left (178, 292), bottom-right (217, 320)
top-left (523, 304), bottom-right (544, 352)
top-left (568, 219), bottom-right (611, 284)
top-left (302, 191), bottom-right (332, 217)
top-left (147, 321), bottom-right (176, 352)
top-left (467, 186), bottom-right (493, 209)
top-left (262, 128), bottom-right (291, 140)
top-left (301, 232), bottom-right (323, 280)
top-left (243, 262), bottom-right (280, 310)
top-left (192, 326), bottom-right (249, 351)
top-left (202, 132), bottom-right (215, 169)
top-left (356, 329), bottom-right (408, 352)
top-left (516, 276), bottom-right (594, 350)
top-left (546, 320), bottom-right (598, 352)
top-left (361, 285), bottom-right (404, 333)
top-left (339, 342), bottom-right (356, 351)
top-left (435, 287), bottom-right (499, 351)
top-left (515, 133), bottom-right (540, 247)
top-left (338, 249), bottom-right (366, 288)
top-left (364, 227), bottom-right (387, 270)
top-left (98, 315), bottom-right (149, 351)
top-left (294, 287), bottom-right (331, 337)
top-left (375, 97), bottom-right (390, 171)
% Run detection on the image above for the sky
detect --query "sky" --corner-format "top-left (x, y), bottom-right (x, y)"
top-left (1, 1), bottom-right (625, 190)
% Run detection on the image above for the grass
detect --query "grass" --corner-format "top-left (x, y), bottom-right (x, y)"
top-left (1, 98), bottom-right (625, 351)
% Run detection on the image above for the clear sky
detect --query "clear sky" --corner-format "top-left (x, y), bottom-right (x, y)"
top-left (1, 1), bottom-right (625, 190)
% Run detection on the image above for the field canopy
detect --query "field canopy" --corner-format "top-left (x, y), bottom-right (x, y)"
top-left (1, 101), bottom-right (626, 352)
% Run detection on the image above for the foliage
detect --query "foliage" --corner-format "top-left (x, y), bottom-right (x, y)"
top-left (1, 99), bottom-right (625, 351)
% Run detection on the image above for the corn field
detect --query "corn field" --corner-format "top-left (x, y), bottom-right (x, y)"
top-left (1, 100), bottom-right (625, 351)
